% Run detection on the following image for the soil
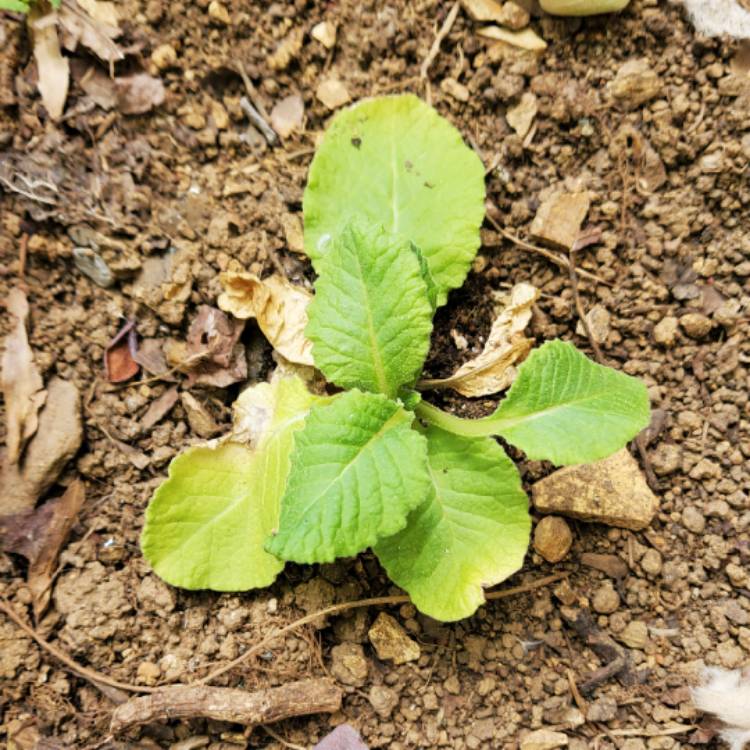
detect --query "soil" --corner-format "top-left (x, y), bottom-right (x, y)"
top-left (1, 1), bottom-right (750, 749)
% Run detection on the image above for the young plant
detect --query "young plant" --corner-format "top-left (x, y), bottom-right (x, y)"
top-left (142, 95), bottom-right (650, 622)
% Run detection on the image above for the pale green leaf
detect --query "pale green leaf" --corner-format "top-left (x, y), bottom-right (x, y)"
top-left (266, 390), bottom-right (431, 563)
top-left (303, 94), bottom-right (486, 303)
top-left (306, 221), bottom-right (433, 399)
top-left (1, 0), bottom-right (30, 11)
top-left (375, 426), bottom-right (531, 622)
top-left (141, 376), bottom-right (324, 590)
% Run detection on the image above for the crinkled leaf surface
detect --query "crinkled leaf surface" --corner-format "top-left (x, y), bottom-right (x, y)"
top-left (141, 376), bottom-right (323, 590)
top-left (485, 340), bottom-right (650, 464)
top-left (303, 94), bottom-right (485, 303)
top-left (266, 390), bottom-right (431, 563)
top-left (306, 222), bottom-right (433, 399)
top-left (375, 426), bottom-right (530, 622)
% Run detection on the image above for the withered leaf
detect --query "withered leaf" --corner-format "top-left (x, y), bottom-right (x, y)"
top-left (59, 0), bottom-right (123, 64)
top-left (114, 73), bottom-right (165, 115)
top-left (30, 11), bottom-right (70, 121)
top-left (218, 272), bottom-right (314, 366)
top-left (185, 305), bottom-right (246, 388)
top-left (140, 386), bottom-right (179, 431)
top-left (2, 288), bottom-right (47, 465)
top-left (104, 320), bottom-right (139, 383)
top-left (0, 480), bottom-right (85, 620)
top-left (419, 283), bottom-right (539, 397)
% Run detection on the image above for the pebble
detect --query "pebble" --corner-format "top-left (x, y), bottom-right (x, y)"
top-left (136, 661), bottom-right (161, 685)
top-left (210, 100), bottom-right (229, 130)
top-left (73, 247), bottom-right (114, 287)
top-left (580, 552), bottom-right (629, 579)
top-left (270, 94), bottom-right (304, 139)
top-left (330, 643), bottom-right (368, 687)
top-left (650, 443), bottom-right (681, 476)
top-left (680, 312), bottom-right (713, 339)
top-left (506, 91), bottom-right (538, 138)
top-left (533, 516), bottom-right (573, 563)
top-left (641, 548), bottom-right (663, 576)
top-left (532, 449), bottom-right (658, 531)
top-left (207, 0), bottom-right (230, 24)
top-left (316, 78), bottom-right (350, 110)
top-left (575, 305), bottom-right (610, 344)
top-left (530, 190), bottom-right (590, 250)
top-left (652, 316), bottom-right (678, 347)
top-left (311, 20), bottom-right (337, 49)
top-left (592, 582), bottom-right (620, 614)
top-left (151, 43), bottom-right (177, 70)
top-left (367, 613), bottom-right (420, 665)
top-left (689, 458), bottom-right (721, 481)
top-left (681, 506), bottom-right (706, 534)
top-left (618, 620), bottom-right (649, 649)
top-left (705, 499), bottom-right (730, 519)
top-left (726, 563), bottom-right (748, 588)
top-left (181, 393), bottom-right (220, 438)
top-left (520, 728), bottom-right (569, 750)
top-left (609, 58), bottom-right (662, 109)
top-left (717, 640), bottom-right (745, 669)
top-left (586, 695), bottom-right (618, 722)
top-left (368, 685), bottom-right (398, 718)
top-left (440, 77), bottom-right (470, 103)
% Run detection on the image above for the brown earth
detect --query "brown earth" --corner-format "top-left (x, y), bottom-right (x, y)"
top-left (1, 0), bottom-right (750, 749)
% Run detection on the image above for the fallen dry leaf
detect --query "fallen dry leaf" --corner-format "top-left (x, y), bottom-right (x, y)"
top-left (0, 480), bottom-right (85, 619)
top-left (2, 288), bottom-right (46, 464)
top-left (419, 283), bottom-right (539, 397)
top-left (104, 319), bottom-right (139, 383)
top-left (506, 91), bottom-right (538, 138)
top-left (477, 25), bottom-right (547, 50)
top-left (218, 272), bottom-right (314, 366)
top-left (59, 0), bottom-right (123, 64)
top-left (132, 338), bottom-right (170, 377)
top-left (140, 386), bottom-right (179, 431)
top-left (114, 73), bottom-right (165, 115)
top-left (0, 378), bottom-right (82, 516)
top-left (30, 11), bottom-right (70, 120)
top-left (185, 305), bottom-right (246, 388)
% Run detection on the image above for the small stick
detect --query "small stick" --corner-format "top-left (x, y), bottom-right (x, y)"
top-left (420, 1), bottom-right (460, 79)
top-left (487, 216), bottom-right (611, 287)
top-left (240, 96), bottom-right (279, 146)
top-left (568, 247), bottom-right (604, 364)
top-left (262, 725), bottom-right (306, 750)
top-left (110, 679), bottom-right (342, 734)
top-left (18, 232), bottom-right (28, 280)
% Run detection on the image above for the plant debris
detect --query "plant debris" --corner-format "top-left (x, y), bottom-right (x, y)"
top-left (314, 724), bottom-right (370, 750)
top-left (104, 319), bottom-right (139, 383)
top-left (691, 667), bottom-right (750, 750)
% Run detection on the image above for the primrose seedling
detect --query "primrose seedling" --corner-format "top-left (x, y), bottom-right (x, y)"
top-left (142, 95), bottom-right (650, 622)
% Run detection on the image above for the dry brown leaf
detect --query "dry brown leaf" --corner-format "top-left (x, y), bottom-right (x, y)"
top-left (0, 378), bottom-right (82, 516)
top-left (419, 283), bottom-right (539, 397)
top-left (506, 91), bottom-right (538, 138)
top-left (114, 73), bottom-right (166, 115)
top-left (0, 480), bottom-right (85, 619)
top-left (2, 288), bottom-right (47, 465)
top-left (140, 386), bottom-right (179, 431)
top-left (104, 319), bottom-right (139, 383)
top-left (477, 25), bottom-right (547, 50)
top-left (59, 0), bottom-right (123, 64)
top-left (30, 12), bottom-right (70, 120)
top-left (218, 272), bottom-right (314, 366)
top-left (184, 305), bottom-right (246, 387)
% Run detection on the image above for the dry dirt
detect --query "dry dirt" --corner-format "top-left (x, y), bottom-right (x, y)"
top-left (1, 0), bottom-right (750, 749)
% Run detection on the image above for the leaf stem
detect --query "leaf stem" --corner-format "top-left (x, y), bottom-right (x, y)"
top-left (415, 400), bottom-right (498, 438)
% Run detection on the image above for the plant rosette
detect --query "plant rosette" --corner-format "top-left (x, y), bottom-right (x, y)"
top-left (142, 95), bottom-right (650, 622)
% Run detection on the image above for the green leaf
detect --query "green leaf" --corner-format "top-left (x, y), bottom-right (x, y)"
top-left (1, 0), bottom-right (30, 11)
top-left (375, 426), bottom-right (531, 622)
top-left (303, 94), bottom-right (486, 304)
top-left (411, 243), bottom-right (439, 312)
top-left (306, 221), bottom-right (433, 399)
top-left (266, 390), bottom-right (431, 563)
top-left (141, 376), bottom-right (324, 591)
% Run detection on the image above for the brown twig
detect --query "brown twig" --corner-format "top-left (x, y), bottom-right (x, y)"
top-left (18, 232), bottom-right (28, 281)
top-left (420, 1), bottom-right (460, 80)
top-left (109, 679), bottom-right (342, 734)
top-left (568, 247), bottom-right (605, 364)
top-left (262, 724), bottom-right (307, 750)
top-left (486, 216), bottom-right (612, 287)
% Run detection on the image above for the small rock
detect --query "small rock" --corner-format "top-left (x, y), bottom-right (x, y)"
top-left (680, 312), bottom-right (713, 339)
top-left (314, 725), bottom-right (369, 750)
top-left (533, 516), bottom-right (573, 563)
top-left (368, 612), bottom-right (420, 664)
top-left (461, 0), bottom-right (529, 28)
top-left (609, 58), bottom-right (662, 109)
top-left (73, 247), bottom-right (114, 287)
top-left (440, 77), bottom-right (470, 103)
top-left (268, 27), bottom-right (304, 71)
top-left (311, 21), bottom-right (337, 49)
top-left (499, 1), bottom-right (530, 29)
top-left (652, 316), bottom-right (678, 347)
top-left (316, 78), bottom-right (350, 110)
top-left (281, 213), bottom-right (305, 254)
top-left (368, 685), bottom-right (398, 718)
top-left (151, 43), bottom-right (177, 70)
top-left (136, 661), bottom-right (161, 685)
top-left (681, 506), bottom-right (706, 534)
top-left (532, 449), bottom-right (658, 530)
top-left (444, 674), bottom-right (461, 694)
top-left (207, 0), bottom-right (230, 24)
top-left (330, 643), bottom-right (368, 687)
top-left (726, 563), bottom-right (748, 588)
top-left (271, 94), bottom-right (305, 139)
top-left (640, 548), bottom-right (663, 576)
top-left (183, 111), bottom-right (206, 130)
top-left (520, 728), bottom-right (569, 750)
top-left (530, 190), bottom-right (590, 250)
top-left (618, 620), bottom-right (649, 649)
top-left (180, 392), bottom-right (220, 438)
top-left (717, 640), bottom-right (745, 669)
top-left (506, 91), bottom-right (538, 138)
top-left (592, 582), bottom-right (620, 614)
top-left (586, 696), bottom-right (618, 722)
top-left (689, 458), bottom-right (721, 480)
top-left (579, 553), bottom-right (629, 579)
top-left (210, 100), bottom-right (229, 130)
top-left (650, 443), bottom-right (681, 476)
top-left (576, 305), bottom-right (610, 344)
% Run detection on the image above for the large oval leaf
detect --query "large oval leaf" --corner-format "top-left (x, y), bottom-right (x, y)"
top-left (303, 94), bottom-right (486, 304)
top-left (375, 426), bottom-right (531, 622)
top-left (266, 390), bottom-right (431, 564)
top-left (141, 376), bottom-right (323, 590)
top-left (306, 221), bottom-right (433, 399)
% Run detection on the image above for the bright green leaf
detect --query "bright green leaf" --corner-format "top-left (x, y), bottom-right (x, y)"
top-left (306, 221), bottom-right (433, 399)
top-left (1, 0), bottom-right (30, 11)
top-left (303, 94), bottom-right (486, 304)
top-left (266, 390), bottom-right (431, 563)
top-left (375, 426), bottom-right (531, 622)
top-left (416, 340), bottom-right (650, 465)
top-left (141, 376), bottom-right (325, 590)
